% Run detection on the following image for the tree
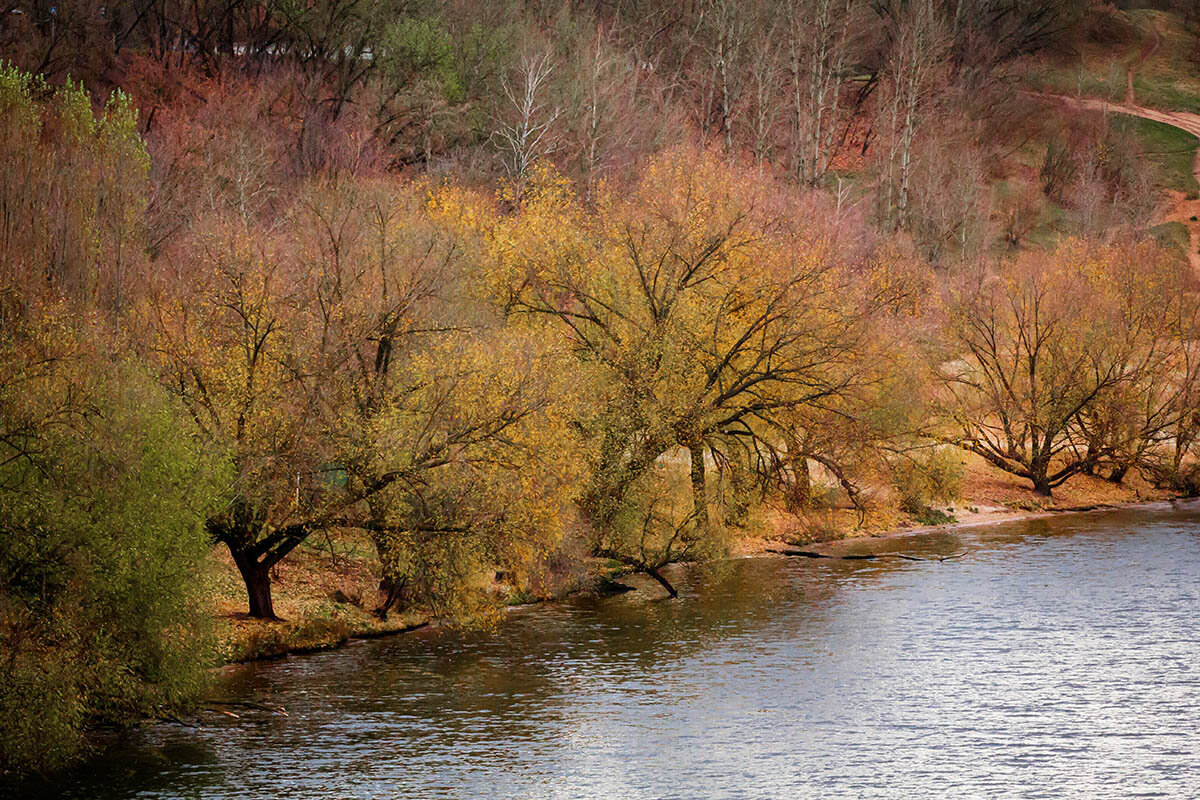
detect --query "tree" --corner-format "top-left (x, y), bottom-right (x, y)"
top-left (493, 48), bottom-right (561, 204)
top-left (787, 0), bottom-right (861, 185)
top-left (146, 173), bottom-right (580, 619)
top-left (878, 0), bottom-right (948, 229)
top-left (0, 66), bottom-right (148, 318)
top-left (1066, 243), bottom-right (1200, 487)
top-left (145, 214), bottom-right (318, 619)
top-left (0, 211), bottom-right (221, 779)
top-left (488, 151), bottom-right (899, 590)
top-left (293, 178), bottom-right (580, 618)
top-left (935, 239), bottom-right (1179, 496)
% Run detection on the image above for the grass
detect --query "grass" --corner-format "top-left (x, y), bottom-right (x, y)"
top-left (1150, 220), bottom-right (1191, 255)
top-left (1113, 113), bottom-right (1199, 196)
top-left (1023, 63), bottom-right (1125, 104)
top-left (1022, 10), bottom-right (1200, 114)
top-left (1126, 9), bottom-right (1200, 114)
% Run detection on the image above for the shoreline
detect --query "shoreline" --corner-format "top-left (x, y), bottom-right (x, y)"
top-left (808, 497), bottom-right (1187, 551)
top-left (758, 496), bottom-right (1193, 562)
top-left (217, 493), bottom-right (1192, 670)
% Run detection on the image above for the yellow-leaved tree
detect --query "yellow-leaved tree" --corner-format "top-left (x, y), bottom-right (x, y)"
top-left (147, 172), bottom-right (582, 619)
top-left (483, 149), bottom-right (906, 593)
top-left (935, 238), bottom-right (1199, 497)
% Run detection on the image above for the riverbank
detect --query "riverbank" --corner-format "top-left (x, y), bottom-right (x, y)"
top-left (740, 451), bottom-right (1178, 558)
top-left (207, 451), bottom-right (1182, 664)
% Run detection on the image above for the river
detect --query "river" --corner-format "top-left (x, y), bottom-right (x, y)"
top-left (17, 503), bottom-right (1200, 799)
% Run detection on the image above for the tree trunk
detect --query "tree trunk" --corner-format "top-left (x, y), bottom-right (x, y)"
top-left (645, 565), bottom-right (679, 598)
top-left (375, 575), bottom-right (407, 620)
top-left (1108, 463), bottom-right (1129, 484)
top-left (1032, 474), bottom-right (1053, 497)
top-left (689, 443), bottom-right (710, 533)
top-left (233, 551), bottom-right (277, 620)
top-left (789, 454), bottom-right (811, 511)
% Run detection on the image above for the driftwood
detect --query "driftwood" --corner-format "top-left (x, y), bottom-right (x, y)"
top-left (206, 700), bottom-right (289, 716)
top-left (161, 714), bottom-right (200, 728)
top-left (767, 548), bottom-right (967, 562)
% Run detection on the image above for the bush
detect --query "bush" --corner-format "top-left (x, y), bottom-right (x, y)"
top-left (892, 449), bottom-right (964, 518)
top-left (0, 347), bottom-right (223, 774)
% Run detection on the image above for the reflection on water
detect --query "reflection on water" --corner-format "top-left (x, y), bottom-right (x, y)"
top-left (17, 503), bottom-right (1200, 799)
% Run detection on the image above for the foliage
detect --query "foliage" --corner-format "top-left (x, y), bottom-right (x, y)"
top-left (0, 311), bottom-right (223, 774)
top-left (891, 448), bottom-right (964, 516)
top-left (0, 64), bottom-right (148, 315)
top-left (6, 3), bottom-right (1200, 775)
top-left (936, 238), bottom-right (1195, 496)
top-left (480, 150), bottom-right (926, 584)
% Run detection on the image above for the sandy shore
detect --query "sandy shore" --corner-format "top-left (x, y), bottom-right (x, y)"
top-left (760, 496), bottom-right (1191, 558)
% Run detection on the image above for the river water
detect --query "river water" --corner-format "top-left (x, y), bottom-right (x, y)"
top-left (19, 503), bottom-right (1200, 799)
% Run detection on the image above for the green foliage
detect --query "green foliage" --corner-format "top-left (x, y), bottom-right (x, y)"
top-left (909, 506), bottom-right (958, 526)
top-left (604, 463), bottom-right (729, 574)
top-left (0, 343), bottom-right (225, 774)
top-left (1150, 220), bottom-right (1190, 254)
top-left (380, 17), bottom-right (464, 102)
top-left (892, 449), bottom-right (964, 517)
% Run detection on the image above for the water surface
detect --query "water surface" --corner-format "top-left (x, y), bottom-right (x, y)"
top-left (21, 503), bottom-right (1200, 798)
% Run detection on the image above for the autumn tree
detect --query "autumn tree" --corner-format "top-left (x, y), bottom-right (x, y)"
top-left (291, 178), bottom-right (580, 618)
top-left (145, 169), bottom-right (580, 619)
top-left (0, 323), bottom-right (221, 774)
top-left (488, 151), bottom-right (901, 590)
top-left (935, 239), bottom-right (1184, 496)
top-left (1065, 242), bottom-right (1200, 487)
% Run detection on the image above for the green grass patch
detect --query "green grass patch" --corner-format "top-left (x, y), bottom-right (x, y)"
top-left (1113, 113), bottom-right (1199, 196)
top-left (1150, 220), bottom-right (1191, 255)
top-left (1126, 9), bottom-right (1200, 113)
top-left (1023, 10), bottom-right (1200, 114)
top-left (1131, 75), bottom-right (1200, 114)
top-left (1023, 64), bottom-right (1124, 104)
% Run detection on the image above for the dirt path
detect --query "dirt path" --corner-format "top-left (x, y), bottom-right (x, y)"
top-left (1039, 91), bottom-right (1200, 273)
top-left (1126, 24), bottom-right (1161, 105)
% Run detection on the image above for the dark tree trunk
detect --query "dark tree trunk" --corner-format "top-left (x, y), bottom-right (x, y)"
top-left (645, 565), bottom-right (678, 598)
top-left (375, 575), bottom-right (407, 620)
top-left (689, 443), bottom-right (709, 532)
top-left (1108, 463), bottom-right (1129, 484)
top-left (232, 551), bottom-right (277, 620)
top-left (789, 454), bottom-right (811, 511)
top-left (1030, 450), bottom-right (1054, 497)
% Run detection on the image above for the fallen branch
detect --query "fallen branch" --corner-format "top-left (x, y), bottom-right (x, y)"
top-left (161, 714), bottom-right (200, 728)
top-left (206, 700), bottom-right (288, 716)
top-left (767, 548), bottom-right (966, 562)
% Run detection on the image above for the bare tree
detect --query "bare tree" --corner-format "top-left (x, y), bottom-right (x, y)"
top-left (684, 0), bottom-right (748, 150)
top-left (787, 0), bottom-right (858, 185)
top-left (748, 25), bottom-right (782, 167)
top-left (493, 49), bottom-right (562, 203)
top-left (880, 0), bottom-right (947, 229)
